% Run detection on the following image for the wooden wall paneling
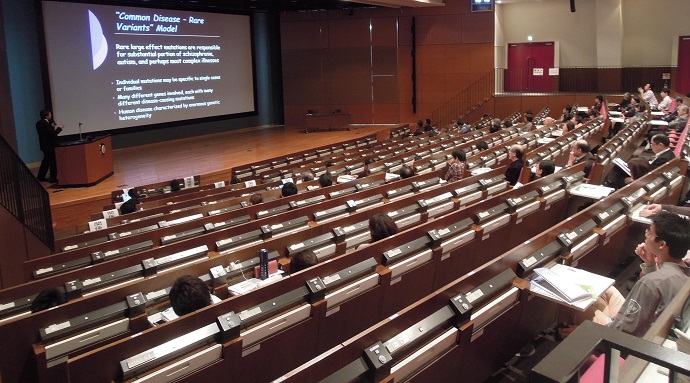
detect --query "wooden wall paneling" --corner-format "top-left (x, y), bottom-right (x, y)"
top-left (418, 73), bottom-right (450, 103)
top-left (418, 44), bottom-right (447, 75)
top-left (521, 95), bottom-right (549, 116)
top-left (283, 76), bottom-right (330, 106)
top-left (280, 20), bottom-right (329, 50)
top-left (494, 96), bottom-right (522, 119)
top-left (24, 228), bottom-right (52, 262)
top-left (446, 44), bottom-right (472, 73)
top-left (330, 74), bottom-right (371, 104)
top-left (444, 0), bottom-right (472, 14)
top-left (598, 67), bottom-right (622, 92)
top-left (372, 76), bottom-right (398, 103)
top-left (281, 49), bottom-right (328, 79)
top-left (328, 18), bottom-right (372, 48)
top-left (412, 15), bottom-right (432, 46)
top-left (548, 95), bottom-right (578, 116)
top-left (371, 17), bottom-right (398, 47)
top-left (372, 46), bottom-right (398, 75)
top-left (340, 103), bottom-right (374, 123)
top-left (428, 14), bottom-right (463, 45)
top-left (573, 93), bottom-right (599, 107)
top-left (444, 73), bottom-right (473, 101)
top-left (397, 16), bottom-right (413, 47)
top-left (372, 103), bottom-right (400, 123)
top-left (0, 207), bottom-right (29, 289)
top-left (328, 47), bottom-right (371, 77)
top-left (460, 12), bottom-right (494, 44)
top-left (468, 43), bottom-right (494, 74)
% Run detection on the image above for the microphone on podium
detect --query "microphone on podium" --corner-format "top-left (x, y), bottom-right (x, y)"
top-left (79, 122), bottom-right (83, 141)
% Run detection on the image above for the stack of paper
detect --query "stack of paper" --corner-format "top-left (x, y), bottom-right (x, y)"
top-left (530, 264), bottom-right (614, 311)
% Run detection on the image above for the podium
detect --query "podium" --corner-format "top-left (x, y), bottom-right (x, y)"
top-left (55, 136), bottom-right (114, 187)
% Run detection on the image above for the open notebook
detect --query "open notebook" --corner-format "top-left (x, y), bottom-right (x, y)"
top-left (530, 264), bottom-right (614, 311)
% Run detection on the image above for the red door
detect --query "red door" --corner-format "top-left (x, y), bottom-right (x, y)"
top-left (677, 36), bottom-right (690, 95)
top-left (506, 42), bottom-right (555, 92)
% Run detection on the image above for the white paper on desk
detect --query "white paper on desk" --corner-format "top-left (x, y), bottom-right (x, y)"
top-left (533, 267), bottom-right (593, 302)
top-left (531, 265), bottom-right (614, 311)
top-left (609, 111), bottom-right (622, 116)
top-left (650, 120), bottom-right (669, 126)
top-left (569, 184), bottom-right (615, 199)
top-left (610, 117), bottom-right (625, 123)
top-left (629, 204), bottom-right (652, 224)
top-left (651, 111), bottom-right (665, 116)
top-left (612, 157), bottom-right (632, 176)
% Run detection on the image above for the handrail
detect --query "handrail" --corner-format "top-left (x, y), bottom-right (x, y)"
top-left (0, 134), bottom-right (54, 250)
top-left (431, 70), bottom-right (495, 129)
top-left (532, 277), bottom-right (690, 383)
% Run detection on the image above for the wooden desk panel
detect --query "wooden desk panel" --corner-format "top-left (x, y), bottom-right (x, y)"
top-left (305, 113), bottom-right (352, 132)
top-left (56, 136), bottom-right (113, 187)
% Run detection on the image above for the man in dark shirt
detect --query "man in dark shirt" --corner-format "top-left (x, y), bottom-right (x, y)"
top-left (36, 109), bottom-right (63, 183)
top-left (504, 144), bottom-right (524, 186)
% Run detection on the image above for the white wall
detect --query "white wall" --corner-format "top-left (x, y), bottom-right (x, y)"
top-left (496, 0), bottom-right (690, 68)
top-left (620, 0), bottom-right (689, 66)
top-left (496, 0), bottom-right (598, 68)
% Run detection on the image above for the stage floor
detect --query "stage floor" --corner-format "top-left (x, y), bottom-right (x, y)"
top-left (44, 124), bottom-right (392, 230)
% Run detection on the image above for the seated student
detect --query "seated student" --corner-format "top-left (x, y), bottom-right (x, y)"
top-left (290, 249), bottom-right (318, 273)
top-left (413, 120), bottom-right (425, 136)
top-left (648, 134), bottom-right (675, 169)
top-left (457, 119), bottom-right (472, 134)
top-left (618, 92), bottom-right (632, 111)
top-left (31, 287), bottom-right (68, 313)
top-left (663, 96), bottom-right (685, 122)
top-left (120, 189), bottom-right (141, 215)
top-left (444, 149), bottom-right (466, 182)
top-left (658, 88), bottom-right (673, 111)
top-left (542, 116), bottom-right (555, 126)
top-left (561, 105), bottom-right (573, 122)
top-left (170, 179), bottom-right (181, 192)
top-left (639, 82), bottom-right (659, 109)
top-left (357, 157), bottom-right (375, 178)
top-left (503, 120), bottom-right (513, 129)
top-left (561, 120), bottom-right (575, 135)
top-left (535, 160), bottom-right (555, 178)
top-left (566, 140), bottom-right (595, 177)
top-left (603, 156), bottom-right (651, 189)
top-left (358, 213), bottom-right (398, 250)
top-left (572, 115), bottom-right (584, 129)
top-left (250, 193), bottom-right (263, 205)
top-left (476, 141), bottom-right (489, 152)
top-left (559, 211), bottom-right (690, 338)
top-left (669, 105), bottom-right (689, 132)
top-left (169, 275), bottom-right (213, 316)
top-left (522, 115), bottom-right (534, 132)
top-left (301, 171), bottom-right (315, 182)
top-left (422, 118), bottom-right (433, 132)
top-left (399, 165), bottom-right (415, 179)
top-left (588, 95), bottom-right (604, 117)
top-left (318, 173), bottom-right (333, 187)
top-left (281, 182), bottom-right (298, 197)
top-left (504, 144), bottom-right (524, 186)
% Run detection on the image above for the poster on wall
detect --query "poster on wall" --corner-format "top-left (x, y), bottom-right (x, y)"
top-left (532, 68), bottom-right (544, 76)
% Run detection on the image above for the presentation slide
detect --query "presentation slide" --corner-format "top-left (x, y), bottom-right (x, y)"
top-left (42, 1), bottom-right (255, 136)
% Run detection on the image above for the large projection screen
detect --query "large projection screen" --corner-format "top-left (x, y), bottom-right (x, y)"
top-left (42, 1), bottom-right (256, 136)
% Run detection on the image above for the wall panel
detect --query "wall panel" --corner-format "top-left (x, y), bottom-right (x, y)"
top-left (329, 47), bottom-right (372, 76)
top-left (280, 20), bottom-right (329, 50)
top-left (328, 18), bottom-right (372, 48)
top-left (373, 75), bottom-right (398, 103)
top-left (281, 49), bottom-right (328, 78)
top-left (372, 46), bottom-right (398, 75)
top-left (371, 17), bottom-right (398, 47)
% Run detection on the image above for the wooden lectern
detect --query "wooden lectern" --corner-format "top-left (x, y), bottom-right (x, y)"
top-left (55, 136), bottom-right (114, 187)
